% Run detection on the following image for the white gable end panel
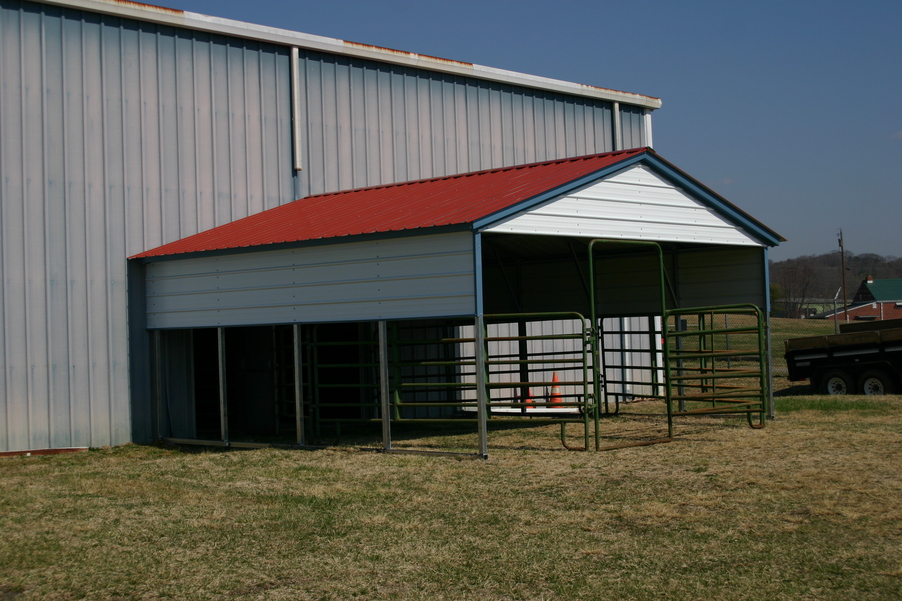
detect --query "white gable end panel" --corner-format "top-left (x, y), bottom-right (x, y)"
top-left (146, 232), bottom-right (476, 328)
top-left (484, 166), bottom-right (761, 246)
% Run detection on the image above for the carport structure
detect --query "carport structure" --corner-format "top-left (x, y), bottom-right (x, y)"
top-left (131, 148), bottom-right (783, 457)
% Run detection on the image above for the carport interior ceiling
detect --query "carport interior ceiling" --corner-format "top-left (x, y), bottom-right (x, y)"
top-left (134, 148), bottom-right (782, 328)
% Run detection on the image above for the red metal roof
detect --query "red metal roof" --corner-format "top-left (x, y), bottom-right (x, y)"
top-left (132, 149), bottom-right (647, 259)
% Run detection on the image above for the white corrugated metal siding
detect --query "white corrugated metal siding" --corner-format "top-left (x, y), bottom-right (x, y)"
top-left (484, 165), bottom-right (762, 246)
top-left (0, 0), bottom-right (294, 451)
top-left (292, 50), bottom-right (656, 197)
top-left (145, 232), bottom-right (476, 328)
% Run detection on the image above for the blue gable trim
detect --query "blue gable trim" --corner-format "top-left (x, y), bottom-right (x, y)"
top-left (640, 154), bottom-right (783, 247)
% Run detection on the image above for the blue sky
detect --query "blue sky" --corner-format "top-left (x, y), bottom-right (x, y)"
top-left (172, 0), bottom-right (901, 261)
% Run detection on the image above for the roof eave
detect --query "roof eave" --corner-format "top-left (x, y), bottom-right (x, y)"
top-left (640, 154), bottom-right (785, 247)
top-left (130, 222), bottom-right (474, 263)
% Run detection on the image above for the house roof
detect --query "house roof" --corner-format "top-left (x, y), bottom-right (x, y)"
top-left (864, 279), bottom-right (902, 301)
top-left (131, 148), bottom-right (784, 260)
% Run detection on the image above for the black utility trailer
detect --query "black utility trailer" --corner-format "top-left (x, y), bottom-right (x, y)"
top-left (785, 318), bottom-right (902, 395)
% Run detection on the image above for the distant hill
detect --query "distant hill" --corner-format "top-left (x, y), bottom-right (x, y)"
top-left (770, 252), bottom-right (902, 308)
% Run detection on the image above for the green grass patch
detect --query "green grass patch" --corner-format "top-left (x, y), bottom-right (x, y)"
top-left (775, 395), bottom-right (901, 414)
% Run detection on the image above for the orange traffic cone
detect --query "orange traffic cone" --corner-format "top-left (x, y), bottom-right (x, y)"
top-left (549, 372), bottom-right (562, 407)
top-left (521, 388), bottom-right (534, 412)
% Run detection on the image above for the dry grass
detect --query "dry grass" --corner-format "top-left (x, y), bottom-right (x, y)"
top-left (1, 396), bottom-right (901, 600)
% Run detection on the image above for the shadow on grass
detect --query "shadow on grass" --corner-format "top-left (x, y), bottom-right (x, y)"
top-left (774, 383), bottom-right (815, 397)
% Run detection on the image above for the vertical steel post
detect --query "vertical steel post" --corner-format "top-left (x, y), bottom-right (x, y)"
top-left (293, 324), bottom-right (305, 445)
top-left (378, 321), bottom-right (392, 452)
top-left (153, 330), bottom-right (163, 441)
top-left (475, 315), bottom-right (489, 459)
top-left (759, 308), bottom-right (771, 423)
top-left (217, 327), bottom-right (228, 444)
top-left (619, 317), bottom-right (628, 408)
top-left (518, 320), bottom-right (529, 413)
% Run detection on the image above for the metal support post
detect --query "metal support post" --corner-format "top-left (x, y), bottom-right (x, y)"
top-left (292, 324), bottom-right (305, 445)
top-left (518, 320), bottom-right (529, 413)
top-left (153, 330), bottom-right (163, 441)
top-left (764, 314), bottom-right (775, 420)
top-left (378, 321), bottom-right (392, 452)
top-left (217, 327), bottom-right (229, 444)
top-left (475, 315), bottom-right (489, 459)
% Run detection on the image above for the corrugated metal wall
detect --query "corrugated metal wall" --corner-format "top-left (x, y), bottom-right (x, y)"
top-left (0, 0), bottom-right (294, 451)
top-left (145, 232), bottom-right (476, 329)
top-left (294, 49), bottom-right (649, 197)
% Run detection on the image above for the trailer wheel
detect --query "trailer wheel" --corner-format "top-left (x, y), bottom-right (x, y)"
top-left (818, 369), bottom-right (854, 395)
top-left (857, 370), bottom-right (896, 395)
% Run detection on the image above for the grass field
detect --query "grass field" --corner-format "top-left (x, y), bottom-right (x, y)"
top-left (2, 395), bottom-right (901, 601)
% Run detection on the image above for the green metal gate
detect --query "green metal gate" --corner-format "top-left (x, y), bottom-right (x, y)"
top-left (664, 305), bottom-right (768, 431)
top-left (588, 239), bottom-right (769, 440)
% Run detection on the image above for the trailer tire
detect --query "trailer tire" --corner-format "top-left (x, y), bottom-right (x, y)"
top-left (857, 370), bottom-right (896, 396)
top-left (818, 369), bottom-right (854, 395)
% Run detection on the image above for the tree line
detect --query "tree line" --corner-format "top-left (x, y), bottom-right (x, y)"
top-left (770, 252), bottom-right (902, 317)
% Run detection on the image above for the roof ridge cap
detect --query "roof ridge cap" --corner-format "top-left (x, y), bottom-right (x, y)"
top-left (300, 148), bottom-right (647, 201)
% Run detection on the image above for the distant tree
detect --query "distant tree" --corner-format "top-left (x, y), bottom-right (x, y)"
top-left (770, 282), bottom-right (784, 302)
top-left (770, 260), bottom-right (817, 317)
top-left (769, 250), bottom-right (902, 317)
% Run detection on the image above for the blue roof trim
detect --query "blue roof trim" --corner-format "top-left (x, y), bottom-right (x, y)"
top-left (640, 154), bottom-right (783, 247)
top-left (472, 152), bottom-right (650, 230)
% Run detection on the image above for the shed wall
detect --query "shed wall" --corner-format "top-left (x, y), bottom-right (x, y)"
top-left (0, 0), bottom-right (294, 451)
top-left (145, 232), bottom-right (476, 328)
top-left (293, 49), bottom-right (649, 197)
top-left (676, 246), bottom-right (767, 308)
top-left (487, 245), bottom-right (766, 317)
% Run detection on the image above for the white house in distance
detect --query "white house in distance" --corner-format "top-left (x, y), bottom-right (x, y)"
top-left (0, 0), bottom-right (782, 455)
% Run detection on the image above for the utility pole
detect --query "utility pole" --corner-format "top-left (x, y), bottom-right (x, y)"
top-left (838, 229), bottom-right (849, 323)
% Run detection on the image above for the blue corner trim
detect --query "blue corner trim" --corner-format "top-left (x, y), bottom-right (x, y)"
top-left (473, 232), bottom-right (484, 317)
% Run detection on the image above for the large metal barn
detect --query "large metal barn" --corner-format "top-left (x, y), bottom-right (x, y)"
top-left (130, 148), bottom-right (783, 457)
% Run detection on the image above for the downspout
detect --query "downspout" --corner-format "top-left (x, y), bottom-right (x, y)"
top-left (290, 47), bottom-right (303, 200)
top-left (643, 110), bottom-right (654, 149)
